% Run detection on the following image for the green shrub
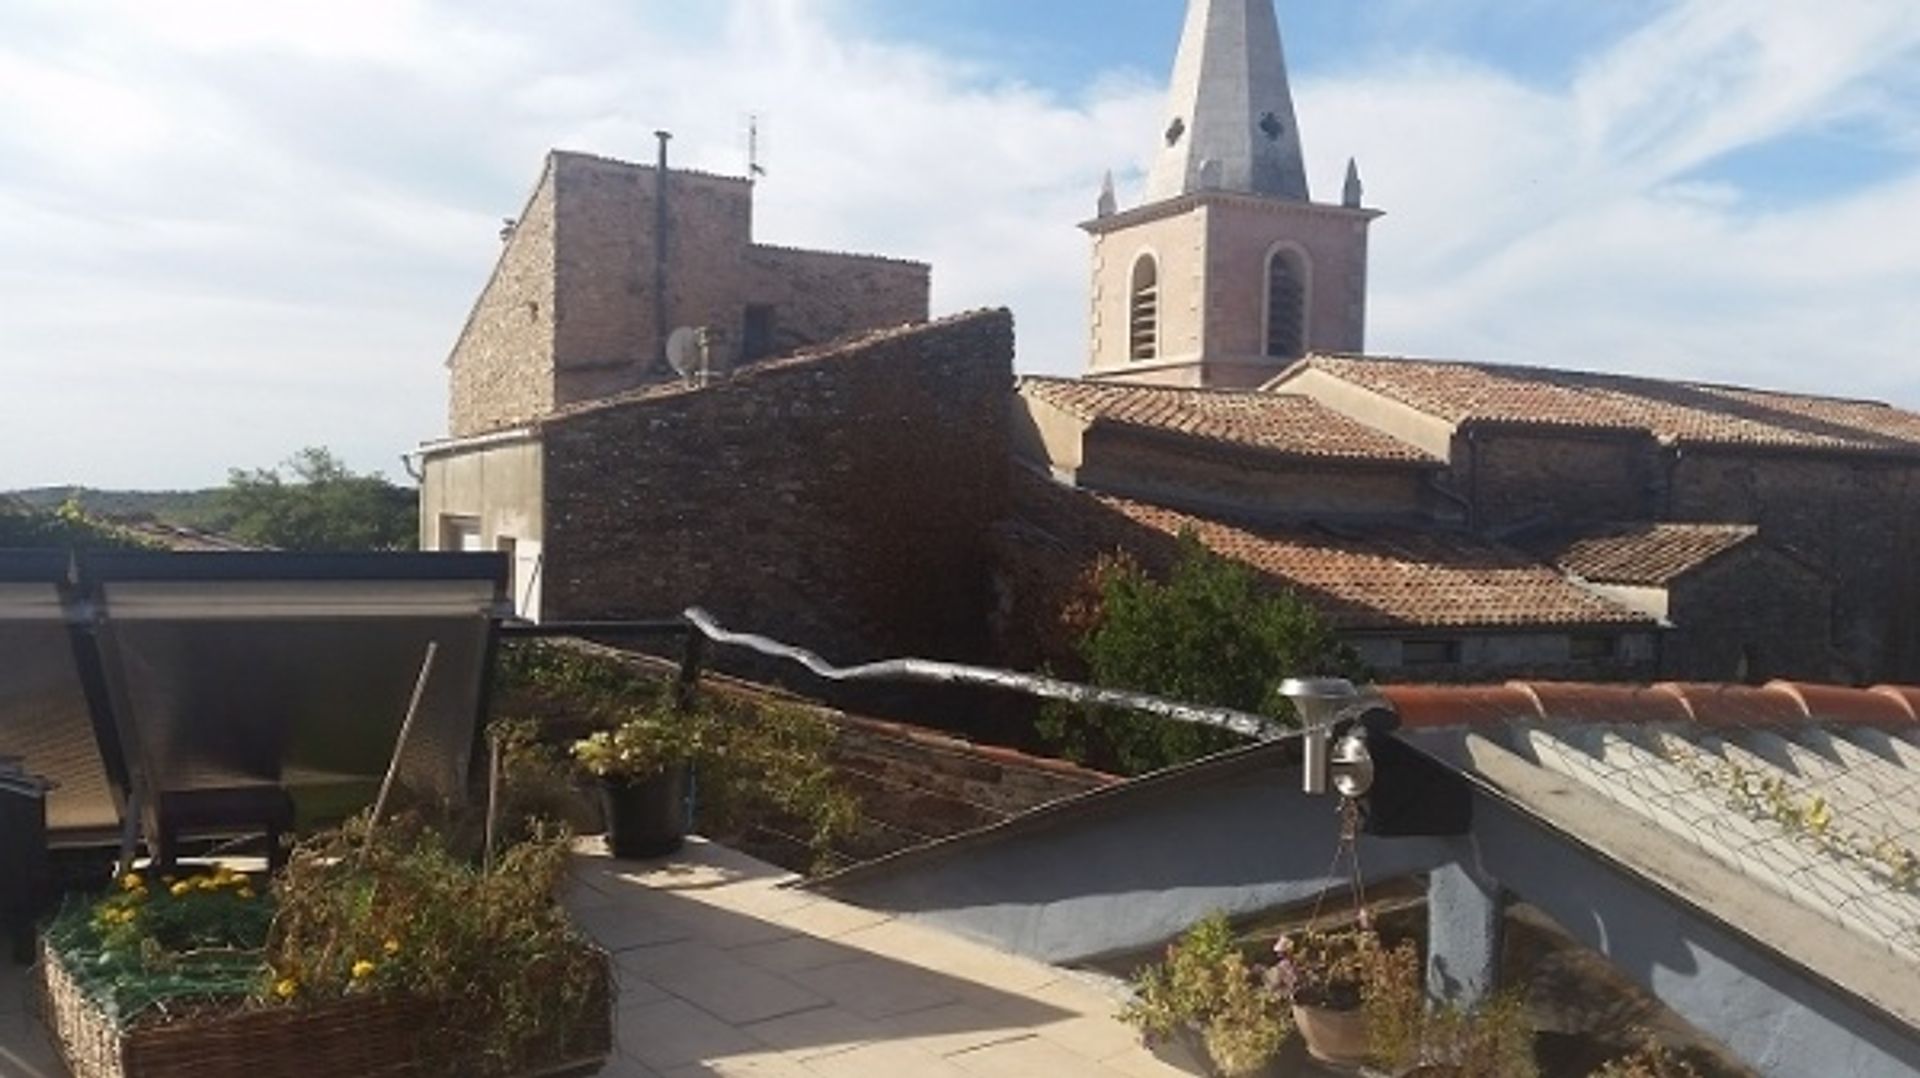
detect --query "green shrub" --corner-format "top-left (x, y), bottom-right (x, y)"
top-left (1042, 534), bottom-right (1369, 775)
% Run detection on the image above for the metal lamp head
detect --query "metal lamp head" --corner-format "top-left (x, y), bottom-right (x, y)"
top-left (1280, 678), bottom-right (1357, 796)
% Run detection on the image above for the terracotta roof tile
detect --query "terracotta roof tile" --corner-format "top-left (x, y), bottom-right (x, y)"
top-left (1298, 355), bottom-right (1920, 456)
top-left (1019, 377), bottom-right (1437, 466)
top-left (1090, 493), bottom-right (1653, 631)
top-left (1379, 680), bottom-right (1920, 730)
top-left (1518, 522), bottom-right (1759, 586)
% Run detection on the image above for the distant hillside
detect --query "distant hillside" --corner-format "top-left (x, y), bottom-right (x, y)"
top-left (7, 486), bottom-right (224, 524)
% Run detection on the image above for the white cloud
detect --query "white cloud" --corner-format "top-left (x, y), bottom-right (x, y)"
top-left (0, 0), bottom-right (1917, 488)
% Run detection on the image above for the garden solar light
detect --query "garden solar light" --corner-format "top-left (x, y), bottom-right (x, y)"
top-left (1280, 678), bottom-right (1357, 796)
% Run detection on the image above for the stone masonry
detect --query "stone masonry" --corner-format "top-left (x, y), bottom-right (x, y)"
top-left (446, 150), bottom-right (930, 438)
top-left (539, 310), bottom-right (1015, 666)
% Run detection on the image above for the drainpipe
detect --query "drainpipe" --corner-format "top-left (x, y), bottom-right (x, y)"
top-left (1465, 427), bottom-right (1481, 531)
top-left (653, 130), bottom-right (673, 370)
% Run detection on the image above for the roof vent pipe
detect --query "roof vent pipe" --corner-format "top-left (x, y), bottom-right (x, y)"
top-left (653, 130), bottom-right (673, 371)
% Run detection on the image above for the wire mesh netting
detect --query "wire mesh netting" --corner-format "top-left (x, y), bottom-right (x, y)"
top-left (1424, 698), bottom-right (1920, 964)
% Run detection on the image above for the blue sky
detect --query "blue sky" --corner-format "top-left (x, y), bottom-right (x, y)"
top-left (2, 0), bottom-right (1918, 489)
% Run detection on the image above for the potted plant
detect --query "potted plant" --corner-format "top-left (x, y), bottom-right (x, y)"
top-left (1359, 931), bottom-right (1538, 1078)
top-left (1267, 920), bottom-right (1377, 1066)
top-left (37, 821), bottom-right (611, 1078)
top-left (1120, 915), bottom-right (1292, 1077)
top-left (571, 704), bottom-right (698, 859)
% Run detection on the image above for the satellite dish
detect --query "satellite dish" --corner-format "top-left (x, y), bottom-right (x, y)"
top-left (666, 326), bottom-right (705, 382)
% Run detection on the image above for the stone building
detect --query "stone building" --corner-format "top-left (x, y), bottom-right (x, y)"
top-left (422, 311), bottom-right (1013, 664)
top-left (424, 143), bottom-right (934, 616)
top-left (444, 146), bottom-right (929, 439)
top-left (422, 0), bottom-right (1920, 690)
top-left (1005, 0), bottom-right (1920, 685)
top-left (1082, 0), bottom-right (1375, 388)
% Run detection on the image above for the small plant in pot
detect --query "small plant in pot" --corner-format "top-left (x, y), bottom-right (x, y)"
top-left (571, 703), bottom-right (699, 859)
top-left (1121, 915), bottom-right (1292, 1077)
top-left (1267, 919), bottom-right (1378, 1067)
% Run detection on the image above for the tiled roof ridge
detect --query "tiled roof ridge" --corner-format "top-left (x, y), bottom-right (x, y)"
top-left (1089, 491), bottom-right (1657, 630)
top-left (1306, 352), bottom-right (1895, 411)
top-left (1382, 679), bottom-right (1920, 731)
top-left (1523, 520), bottom-right (1765, 586)
top-left (1017, 377), bottom-right (1440, 466)
top-left (1019, 374), bottom-right (1299, 404)
top-left (537, 309), bottom-right (1004, 424)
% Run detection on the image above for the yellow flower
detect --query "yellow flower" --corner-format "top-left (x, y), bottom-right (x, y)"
top-left (118, 873), bottom-right (143, 892)
top-left (382, 938), bottom-right (401, 957)
top-left (273, 977), bottom-right (299, 1000)
top-left (351, 959), bottom-right (377, 980)
top-left (170, 881), bottom-right (192, 897)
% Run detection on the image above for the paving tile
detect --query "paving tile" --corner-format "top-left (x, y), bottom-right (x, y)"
top-left (0, 1011), bottom-right (64, 1078)
top-left (864, 1000), bottom-right (1033, 1057)
top-left (655, 899), bottom-right (804, 950)
top-left (661, 1055), bottom-right (817, 1077)
top-left (0, 963), bottom-right (31, 1015)
top-left (833, 918), bottom-right (1059, 995)
top-left (614, 968), bottom-right (671, 1009)
top-left (770, 902), bottom-right (890, 941)
top-left (576, 901), bottom-right (699, 952)
top-left (786, 956), bottom-right (960, 1020)
top-left (800, 1041), bottom-right (974, 1078)
top-left (591, 1053), bottom-right (666, 1077)
top-left (738, 1004), bottom-right (886, 1061)
top-left (947, 1033), bottom-right (1131, 1077)
top-left (729, 934), bottom-right (865, 976)
top-left (618, 997), bottom-right (764, 1071)
top-left (1101, 1044), bottom-right (1205, 1078)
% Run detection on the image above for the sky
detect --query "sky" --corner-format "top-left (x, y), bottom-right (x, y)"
top-left (3, 0), bottom-right (1920, 490)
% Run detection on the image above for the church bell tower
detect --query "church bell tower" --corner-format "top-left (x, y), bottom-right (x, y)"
top-left (1083, 0), bottom-right (1380, 388)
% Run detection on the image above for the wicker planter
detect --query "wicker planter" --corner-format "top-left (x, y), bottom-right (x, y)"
top-left (39, 939), bottom-right (613, 1078)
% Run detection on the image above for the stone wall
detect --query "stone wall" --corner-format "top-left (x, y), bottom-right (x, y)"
top-left (446, 151), bottom-right (932, 438)
top-left (1669, 450), bottom-right (1920, 681)
top-left (550, 155), bottom-right (756, 407)
top-left (448, 167), bottom-right (558, 437)
top-left (745, 246), bottom-right (929, 359)
top-left (541, 310), bottom-right (1015, 664)
top-left (1078, 429), bottom-right (1432, 522)
top-left (1460, 429), bottom-right (1657, 529)
top-left (1664, 543), bottom-right (1834, 683)
top-left (829, 713), bottom-right (1115, 855)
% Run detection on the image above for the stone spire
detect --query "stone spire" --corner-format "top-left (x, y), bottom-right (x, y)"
top-left (1144, 0), bottom-right (1310, 204)
top-left (1342, 157), bottom-right (1363, 208)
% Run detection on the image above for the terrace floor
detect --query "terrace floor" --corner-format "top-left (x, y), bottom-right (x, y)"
top-left (0, 838), bottom-right (1192, 1077)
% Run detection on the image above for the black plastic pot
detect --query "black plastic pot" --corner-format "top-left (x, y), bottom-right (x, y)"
top-left (599, 767), bottom-right (690, 860)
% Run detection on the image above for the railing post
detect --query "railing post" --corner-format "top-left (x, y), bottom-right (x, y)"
top-left (675, 627), bottom-right (707, 712)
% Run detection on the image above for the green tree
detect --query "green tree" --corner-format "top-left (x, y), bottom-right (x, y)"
top-left (1040, 533), bottom-right (1369, 776)
top-left (214, 448), bottom-right (417, 552)
top-left (0, 496), bottom-right (156, 551)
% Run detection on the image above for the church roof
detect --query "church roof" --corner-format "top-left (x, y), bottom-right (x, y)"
top-left (1145, 0), bottom-right (1310, 203)
top-left (1018, 377), bottom-right (1437, 467)
top-left (1516, 522), bottom-right (1762, 587)
top-left (1082, 489), bottom-right (1653, 631)
top-left (1284, 355), bottom-right (1920, 456)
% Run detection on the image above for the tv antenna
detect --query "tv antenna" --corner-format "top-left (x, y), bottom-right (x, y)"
top-left (747, 113), bottom-right (768, 179)
top-left (666, 326), bottom-right (709, 385)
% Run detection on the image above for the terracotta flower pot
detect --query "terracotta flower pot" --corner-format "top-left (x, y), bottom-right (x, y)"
top-left (1145, 1026), bottom-right (1285, 1078)
top-left (1291, 1003), bottom-right (1369, 1067)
